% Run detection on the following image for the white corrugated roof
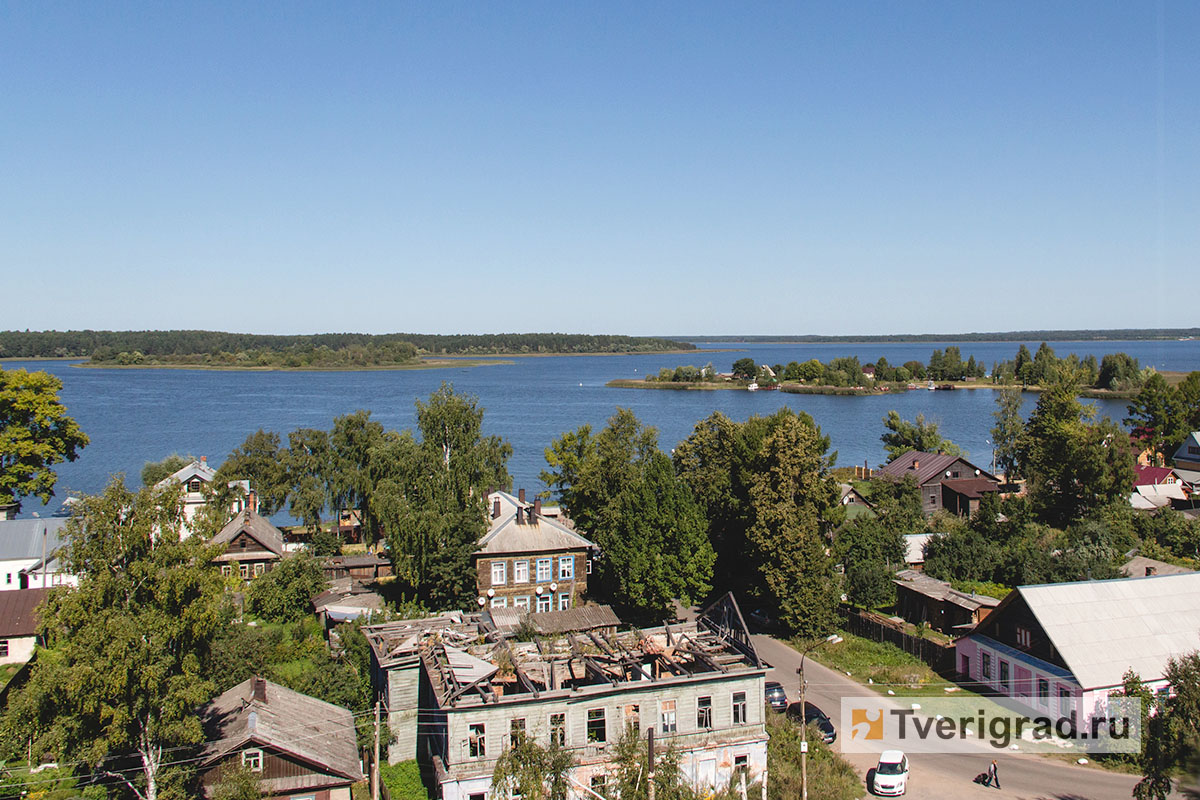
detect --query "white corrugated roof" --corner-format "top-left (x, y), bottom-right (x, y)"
top-left (1019, 572), bottom-right (1200, 690)
top-left (904, 533), bottom-right (934, 564)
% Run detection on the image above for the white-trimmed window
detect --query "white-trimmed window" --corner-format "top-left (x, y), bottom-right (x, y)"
top-left (220, 565), bottom-right (232, 577)
top-left (491, 596), bottom-right (507, 609)
top-left (550, 713), bottom-right (566, 746)
top-left (514, 596), bottom-right (530, 610)
top-left (491, 562), bottom-right (507, 586)
top-left (253, 562), bottom-right (265, 577)
top-left (537, 594), bottom-right (551, 613)
top-left (241, 748), bottom-right (262, 772)
top-left (559, 556), bottom-right (574, 580)
top-left (586, 559), bottom-right (593, 575)
top-left (559, 593), bottom-right (570, 611)
top-left (514, 560), bottom-right (529, 583)
top-left (732, 692), bottom-right (747, 724)
top-left (536, 558), bottom-right (552, 582)
top-left (239, 563), bottom-right (249, 579)
top-left (697, 696), bottom-right (712, 728)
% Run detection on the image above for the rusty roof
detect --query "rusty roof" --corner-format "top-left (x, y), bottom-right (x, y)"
top-left (0, 588), bottom-right (50, 638)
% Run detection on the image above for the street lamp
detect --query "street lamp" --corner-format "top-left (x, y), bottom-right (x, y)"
top-left (797, 634), bottom-right (842, 800)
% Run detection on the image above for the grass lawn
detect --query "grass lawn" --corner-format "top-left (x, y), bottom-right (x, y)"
top-left (799, 631), bottom-right (979, 698)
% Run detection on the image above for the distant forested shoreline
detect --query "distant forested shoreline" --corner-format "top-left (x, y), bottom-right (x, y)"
top-left (0, 330), bottom-right (696, 367)
top-left (679, 328), bottom-right (1200, 343)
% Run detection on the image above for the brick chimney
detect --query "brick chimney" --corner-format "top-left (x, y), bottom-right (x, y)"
top-left (252, 676), bottom-right (267, 703)
top-left (493, 498), bottom-right (501, 519)
top-left (200, 456), bottom-right (207, 465)
top-left (248, 489), bottom-right (257, 514)
top-left (533, 498), bottom-right (542, 519)
top-left (519, 488), bottom-right (526, 504)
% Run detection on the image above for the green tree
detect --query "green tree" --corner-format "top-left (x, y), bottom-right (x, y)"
top-left (140, 453), bottom-right (194, 488)
top-left (328, 411), bottom-right (386, 540)
top-left (490, 733), bottom-right (574, 800)
top-left (285, 428), bottom-right (331, 530)
top-left (0, 367), bottom-right (89, 508)
top-left (544, 411), bottom-right (713, 620)
top-left (608, 726), bottom-right (699, 800)
top-left (0, 478), bottom-right (226, 800)
top-left (880, 411), bottom-right (962, 462)
top-left (731, 358), bottom-right (757, 380)
top-left (1018, 374), bottom-right (1134, 527)
top-left (834, 517), bottom-right (906, 609)
top-left (747, 413), bottom-right (840, 637)
top-left (990, 388), bottom-right (1025, 481)
top-left (244, 553), bottom-right (327, 623)
top-left (1125, 372), bottom-right (1186, 463)
top-left (378, 384), bottom-right (510, 608)
top-left (864, 476), bottom-right (927, 536)
top-left (210, 763), bottom-right (265, 800)
top-left (604, 452), bottom-right (715, 620)
top-left (215, 430), bottom-right (290, 515)
top-left (923, 529), bottom-right (999, 583)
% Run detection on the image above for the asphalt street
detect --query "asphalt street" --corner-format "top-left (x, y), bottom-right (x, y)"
top-left (751, 634), bottom-right (1165, 800)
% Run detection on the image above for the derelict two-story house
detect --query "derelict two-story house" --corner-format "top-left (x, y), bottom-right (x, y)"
top-left (473, 490), bottom-right (596, 613)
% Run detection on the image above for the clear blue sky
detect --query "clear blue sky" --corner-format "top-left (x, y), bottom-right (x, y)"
top-left (3, 2), bottom-right (1197, 337)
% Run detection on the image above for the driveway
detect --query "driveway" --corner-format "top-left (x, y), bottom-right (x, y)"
top-left (752, 634), bottom-right (1161, 800)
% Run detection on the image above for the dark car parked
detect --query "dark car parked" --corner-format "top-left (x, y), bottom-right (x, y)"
top-left (787, 702), bottom-right (836, 743)
top-left (764, 681), bottom-right (788, 712)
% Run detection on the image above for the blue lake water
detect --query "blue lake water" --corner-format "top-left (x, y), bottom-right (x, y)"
top-left (9, 339), bottom-right (1200, 518)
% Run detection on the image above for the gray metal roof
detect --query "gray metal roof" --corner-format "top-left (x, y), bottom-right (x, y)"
top-left (1018, 572), bottom-right (1200, 690)
top-left (0, 518), bottom-right (69, 561)
top-left (199, 677), bottom-right (363, 783)
top-left (212, 510), bottom-right (286, 557)
top-left (476, 491), bottom-right (596, 556)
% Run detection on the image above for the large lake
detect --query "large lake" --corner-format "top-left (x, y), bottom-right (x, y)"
top-left (10, 339), bottom-right (1200, 519)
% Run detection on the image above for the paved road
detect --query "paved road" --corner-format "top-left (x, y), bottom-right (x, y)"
top-left (753, 634), bottom-right (1158, 800)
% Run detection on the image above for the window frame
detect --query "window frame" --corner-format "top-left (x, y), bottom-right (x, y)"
top-left (510, 718), bottom-right (526, 749)
top-left (550, 713), bottom-right (566, 747)
top-left (1015, 626), bottom-right (1032, 649)
top-left (514, 596), bottom-right (530, 610)
top-left (624, 704), bottom-right (640, 734)
top-left (490, 596), bottom-right (507, 609)
top-left (253, 562), bottom-right (265, 578)
top-left (697, 696), bottom-right (712, 729)
top-left (558, 593), bottom-right (570, 611)
top-left (732, 691), bottom-right (747, 725)
top-left (1037, 678), bottom-right (1049, 706)
top-left (241, 748), bottom-right (263, 772)
top-left (513, 560), bottom-right (529, 583)
top-left (981, 652), bottom-right (992, 680)
top-left (536, 594), bottom-right (551, 613)
top-left (558, 556), bottom-right (574, 580)
top-left (491, 561), bottom-right (507, 586)
top-left (587, 708), bottom-right (607, 743)
top-left (660, 699), bottom-right (677, 734)
top-left (468, 723), bottom-right (486, 758)
top-left (535, 558), bottom-right (552, 582)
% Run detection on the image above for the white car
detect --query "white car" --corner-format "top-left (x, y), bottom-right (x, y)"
top-left (872, 750), bottom-right (908, 796)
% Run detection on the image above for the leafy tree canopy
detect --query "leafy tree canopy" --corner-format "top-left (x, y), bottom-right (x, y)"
top-left (1, 478), bottom-right (226, 800)
top-left (0, 367), bottom-right (89, 507)
top-left (880, 410), bottom-right (962, 462)
top-left (244, 552), bottom-right (327, 623)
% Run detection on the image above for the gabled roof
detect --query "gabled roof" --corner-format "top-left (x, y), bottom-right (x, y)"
top-left (878, 451), bottom-right (997, 486)
top-left (0, 518), bottom-right (68, 562)
top-left (1120, 556), bottom-right (1194, 578)
top-left (1134, 465), bottom-right (1181, 487)
top-left (154, 459), bottom-right (217, 490)
top-left (212, 510), bottom-right (286, 558)
top-left (1173, 432), bottom-right (1200, 463)
top-left (894, 569), bottom-right (999, 611)
top-left (476, 491), bottom-right (596, 556)
top-left (0, 588), bottom-right (50, 638)
top-left (1005, 573), bottom-right (1200, 690)
top-left (199, 677), bottom-right (363, 785)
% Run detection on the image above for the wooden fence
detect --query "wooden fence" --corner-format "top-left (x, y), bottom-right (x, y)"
top-left (839, 607), bottom-right (957, 674)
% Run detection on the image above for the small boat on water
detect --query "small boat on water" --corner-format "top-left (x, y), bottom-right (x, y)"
top-left (747, 382), bottom-right (759, 392)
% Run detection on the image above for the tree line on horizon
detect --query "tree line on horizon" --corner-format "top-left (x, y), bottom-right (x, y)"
top-left (0, 330), bottom-right (695, 362)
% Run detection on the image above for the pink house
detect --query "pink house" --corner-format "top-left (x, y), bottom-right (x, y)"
top-left (955, 573), bottom-right (1200, 724)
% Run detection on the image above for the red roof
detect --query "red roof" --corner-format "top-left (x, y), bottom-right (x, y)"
top-left (1133, 465), bottom-right (1178, 487)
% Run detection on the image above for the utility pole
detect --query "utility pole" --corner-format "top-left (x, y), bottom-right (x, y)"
top-left (372, 700), bottom-right (381, 800)
top-left (647, 727), bottom-right (655, 800)
top-left (798, 634), bottom-right (842, 800)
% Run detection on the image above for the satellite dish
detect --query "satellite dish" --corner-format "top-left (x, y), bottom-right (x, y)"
top-left (487, 588), bottom-right (495, 597)
top-left (550, 582), bottom-right (558, 592)
top-left (477, 596), bottom-right (486, 606)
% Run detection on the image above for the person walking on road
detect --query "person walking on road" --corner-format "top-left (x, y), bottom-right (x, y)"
top-left (987, 759), bottom-right (1001, 789)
